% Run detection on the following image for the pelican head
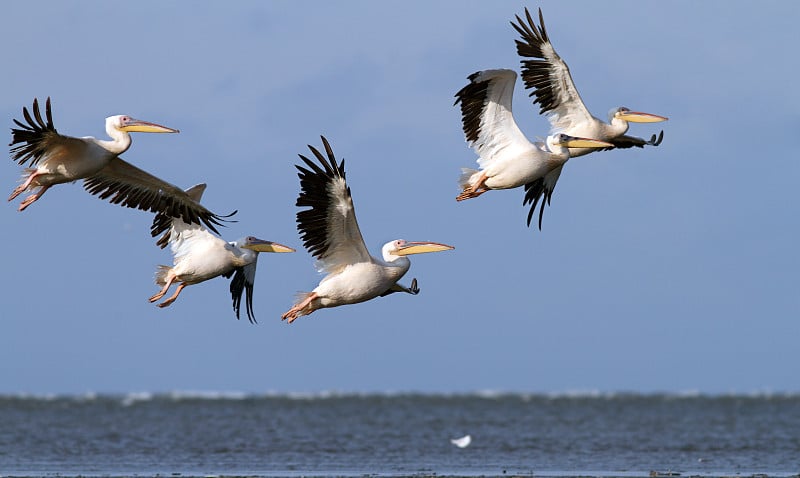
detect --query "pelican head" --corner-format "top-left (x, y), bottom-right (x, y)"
top-left (609, 106), bottom-right (668, 124)
top-left (239, 236), bottom-right (295, 253)
top-left (549, 133), bottom-right (614, 150)
top-left (383, 240), bottom-right (454, 261)
top-left (108, 115), bottom-right (180, 134)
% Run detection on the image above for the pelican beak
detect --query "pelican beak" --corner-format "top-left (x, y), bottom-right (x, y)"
top-left (560, 135), bottom-right (615, 149)
top-left (244, 239), bottom-right (295, 253)
top-left (119, 117), bottom-right (180, 133)
top-left (394, 241), bottom-right (455, 256)
top-left (616, 110), bottom-right (668, 123)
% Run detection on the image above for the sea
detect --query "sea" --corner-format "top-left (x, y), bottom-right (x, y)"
top-left (1, 392), bottom-right (799, 478)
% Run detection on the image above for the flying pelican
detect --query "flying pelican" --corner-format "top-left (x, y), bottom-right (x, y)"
top-left (454, 69), bottom-right (613, 229)
top-left (8, 97), bottom-right (230, 236)
top-left (511, 8), bottom-right (668, 158)
top-left (148, 183), bottom-right (295, 323)
top-left (281, 136), bottom-right (454, 323)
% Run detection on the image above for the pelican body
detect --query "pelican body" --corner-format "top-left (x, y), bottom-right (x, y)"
top-left (281, 136), bottom-right (453, 323)
top-left (454, 69), bottom-right (612, 229)
top-left (149, 184), bottom-right (294, 323)
top-left (511, 8), bottom-right (668, 158)
top-left (8, 97), bottom-right (229, 236)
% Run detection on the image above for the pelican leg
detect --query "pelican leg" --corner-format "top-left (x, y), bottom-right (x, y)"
top-left (8, 171), bottom-right (42, 202)
top-left (149, 271), bottom-right (177, 303)
top-left (157, 283), bottom-right (187, 308)
top-left (281, 292), bottom-right (318, 324)
top-left (17, 185), bottom-right (52, 211)
top-left (456, 172), bottom-right (489, 202)
top-left (456, 187), bottom-right (490, 201)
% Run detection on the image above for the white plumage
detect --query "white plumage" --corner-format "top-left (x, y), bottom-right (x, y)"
top-left (454, 69), bottom-right (612, 229)
top-left (149, 184), bottom-right (294, 322)
top-left (281, 136), bottom-right (453, 323)
top-left (512, 7), bottom-right (668, 157)
top-left (8, 97), bottom-right (229, 237)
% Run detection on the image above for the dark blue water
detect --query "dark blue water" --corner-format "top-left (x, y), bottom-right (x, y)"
top-left (1, 392), bottom-right (799, 477)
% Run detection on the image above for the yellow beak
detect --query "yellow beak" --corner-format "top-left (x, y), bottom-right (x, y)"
top-left (560, 136), bottom-right (615, 149)
top-left (394, 241), bottom-right (455, 256)
top-left (119, 117), bottom-right (180, 133)
top-left (616, 111), bottom-right (668, 123)
top-left (244, 240), bottom-right (295, 253)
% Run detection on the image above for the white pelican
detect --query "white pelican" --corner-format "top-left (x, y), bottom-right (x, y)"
top-left (149, 183), bottom-right (295, 323)
top-left (511, 8), bottom-right (668, 158)
top-left (454, 69), bottom-right (613, 229)
top-left (8, 97), bottom-right (230, 236)
top-left (281, 136), bottom-right (454, 323)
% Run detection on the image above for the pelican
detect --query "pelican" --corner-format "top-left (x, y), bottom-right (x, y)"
top-left (454, 69), bottom-right (613, 229)
top-left (511, 8), bottom-right (668, 158)
top-left (148, 183), bottom-right (294, 323)
top-left (8, 97), bottom-right (229, 236)
top-left (281, 136), bottom-right (454, 323)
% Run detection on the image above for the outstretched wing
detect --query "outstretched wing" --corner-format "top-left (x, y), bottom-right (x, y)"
top-left (522, 165), bottom-right (564, 230)
top-left (9, 97), bottom-right (88, 168)
top-left (294, 136), bottom-right (371, 273)
top-left (84, 158), bottom-right (233, 237)
top-left (229, 262), bottom-right (258, 324)
top-left (511, 8), bottom-right (595, 132)
top-left (152, 183), bottom-right (213, 249)
top-left (454, 69), bottom-right (536, 169)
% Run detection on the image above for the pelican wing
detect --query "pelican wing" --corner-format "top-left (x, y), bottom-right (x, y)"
top-left (512, 8), bottom-right (594, 132)
top-left (454, 69), bottom-right (535, 168)
top-left (152, 183), bottom-right (209, 249)
top-left (229, 262), bottom-right (258, 324)
top-left (9, 97), bottom-right (88, 167)
top-left (83, 158), bottom-right (231, 237)
top-left (522, 164), bottom-right (563, 230)
top-left (150, 184), bottom-right (230, 274)
top-left (294, 136), bottom-right (370, 272)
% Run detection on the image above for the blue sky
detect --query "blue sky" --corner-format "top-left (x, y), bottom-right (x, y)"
top-left (1, 1), bottom-right (798, 395)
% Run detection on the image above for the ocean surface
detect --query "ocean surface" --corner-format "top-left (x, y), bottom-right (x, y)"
top-left (1, 392), bottom-right (799, 478)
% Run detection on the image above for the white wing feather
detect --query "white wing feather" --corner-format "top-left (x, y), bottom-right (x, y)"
top-left (317, 176), bottom-right (371, 273)
top-left (472, 70), bottom-right (535, 170)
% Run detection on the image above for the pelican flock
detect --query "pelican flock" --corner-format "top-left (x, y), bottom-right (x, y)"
top-left (7, 5), bottom-right (666, 323)
top-left (453, 8), bottom-right (668, 230)
top-left (281, 136), bottom-right (454, 323)
top-left (148, 184), bottom-right (294, 322)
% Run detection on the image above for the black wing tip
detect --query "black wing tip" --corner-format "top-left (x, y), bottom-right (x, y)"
top-left (229, 268), bottom-right (257, 324)
top-left (147, 208), bottom-right (235, 239)
top-left (512, 5), bottom-right (560, 114)
top-left (522, 179), bottom-right (550, 231)
top-left (293, 135), bottom-right (348, 259)
top-left (9, 96), bottom-right (57, 164)
top-left (454, 72), bottom-right (492, 144)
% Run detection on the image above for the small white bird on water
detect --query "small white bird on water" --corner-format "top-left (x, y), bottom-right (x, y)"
top-left (451, 434), bottom-right (472, 448)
